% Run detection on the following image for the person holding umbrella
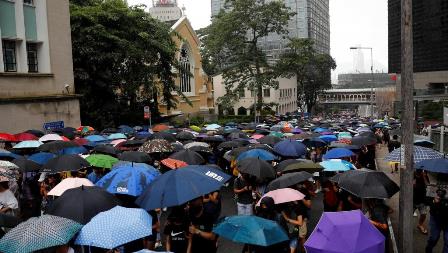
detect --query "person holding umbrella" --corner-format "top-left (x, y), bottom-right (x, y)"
top-left (365, 199), bottom-right (392, 251)
top-left (187, 197), bottom-right (218, 253)
top-left (414, 169), bottom-right (430, 234)
top-left (281, 202), bottom-right (305, 253)
top-left (164, 206), bottom-right (192, 253)
top-left (425, 188), bottom-right (448, 253)
top-left (233, 173), bottom-right (255, 215)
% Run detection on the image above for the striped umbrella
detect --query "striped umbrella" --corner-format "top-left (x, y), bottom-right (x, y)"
top-left (385, 145), bottom-right (444, 165)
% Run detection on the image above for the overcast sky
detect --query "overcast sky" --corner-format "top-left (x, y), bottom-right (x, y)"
top-left (127, 0), bottom-right (388, 83)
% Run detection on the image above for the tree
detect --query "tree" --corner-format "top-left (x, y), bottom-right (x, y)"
top-left (199, 0), bottom-right (294, 118)
top-left (276, 38), bottom-right (336, 114)
top-left (70, 0), bottom-right (180, 127)
top-left (375, 87), bottom-right (396, 117)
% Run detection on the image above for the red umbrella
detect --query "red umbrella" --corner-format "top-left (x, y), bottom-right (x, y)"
top-left (14, 133), bottom-right (38, 141)
top-left (73, 138), bottom-right (89, 146)
top-left (152, 124), bottom-right (169, 132)
top-left (0, 133), bottom-right (17, 142)
top-left (161, 158), bottom-right (188, 169)
top-left (61, 136), bottom-right (70, 142)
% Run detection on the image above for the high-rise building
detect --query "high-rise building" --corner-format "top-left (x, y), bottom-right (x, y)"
top-left (148, 0), bottom-right (183, 22)
top-left (210, 0), bottom-right (330, 58)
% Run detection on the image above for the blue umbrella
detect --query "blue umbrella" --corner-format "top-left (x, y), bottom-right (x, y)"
top-left (323, 148), bottom-right (355, 159)
top-left (118, 126), bottom-right (135, 134)
top-left (205, 124), bottom-right (221, 130)
top-left (319, 135), bottom-right (338, 143)
top-left (0, 151), bottom-right (22, 160)
top-left (75, 206), bottom-right (152, 249)
top-left (415, 158), bottom-right (448, 174)
top-left (385, 145), bottom-right (444, 165)
top-left (108, 133), bottom-right (127, 140)
top-left (273, 140), bottom-right (307, 158)
top-left (13, 140), bottom-right (43, 149)
top-left (28, 152), bottom-right (56, 165)
top-left (112, 161), bottom-right (160, 177)
top-left (96, 164), bottom-right (160, 196)
top-left (58, 146), bottom-right (89, 155)
top-left (213, 215), bottom-right (288, 246)
top-left (136, 165), bottom-right (230, 210)
top-left (320, 160), bottom-right (356, 172)
top-left (136, 131), bottom-right (152, 139)
top-left (313, 127), bottom-right (328, 133)
top-left (85, 135), bottom-right (108, 142)
top-left (237, 149), bottom-right (276, 161)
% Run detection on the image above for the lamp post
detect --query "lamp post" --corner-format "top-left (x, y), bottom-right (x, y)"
top-left (350, 47), bottom-right (374, 118)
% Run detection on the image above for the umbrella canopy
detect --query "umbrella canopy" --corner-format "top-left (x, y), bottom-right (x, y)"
top-left (351, 135), bottom-right (377, 146)
top-left (322, 148), bottom-right (355, 159)
top-left (237, 158), bottom-right (276, 181)
top-left (213, 215), bottom-right (289, 247)
top-left (118, 151), bottom-right (152, 164)
top-left (170, 149), bottom-right (205, 165)
top-left (0, 215), bottom-right (82, 253)
top-left (39, 134), bottom-right (64, 142)
top-left (28, 152), bottom-right (56, 165)
top-left (414, 139), bottom-right (435, 148)
top-left (107, 133), bottom-right (127, 140)
top-left (38, 141), bottom-right (79, 153)
top-left (320, 160), bottom-right (356, 172)
top-left (205, 124), bottom-right (221, 131)
top-left (47, 178), bottom-right (95, 196)
top-left (149, 132), bottom-right (177, 143)
top-left (203, 135), bottom-right (226, 143)
top-left (266, 172), bottom-right (313, 191)
top-left (77, 126), bottom-right (95, 134)
top-left (92, 145), bottom-right (121, 157)
top-left (256, 188), bottom-right (305, 206)
top-left (385, 145), bottom-right (444, 164)
top-left (86, 154), bottom-right (119, 169)
top-left (0, 133), bottom-right (17, 142)
top-left (332, 170), bottom-right (400, 199)
top-left (25, 129), bottom-right (45, 137)
top-left (136, 165), bottom-right (230, 210)
top-left (319, 135), bottom-right (338, 143)
top-left (302, 137), bottom-right (327, 148)
top-left (258, 135), bottom-right (282, 146)
top-left (228, 132), bottom-right (249, 140)
top-left (58, 146), bottom-right (89, 155)
top-left (152, 124), bottom-right (170, 132)
top-left (75, 206), bottom-right (152, 249)
top-left (161, 158), bottom-right (188, 169)
top-left (305, 210), bottom-right (385, 253)
top-left (0, 151), bottom-right (22, 161)
top-left (96, 164), bottom-right (160, 196)
top-left (237, 149), bottom-right (276, 161)
top-left (13, 140), bottom-right (43, 149)
top-left (275, 159), bottom-right (308, 172)
top-left (189, 125), bottom-right (201, 132)
top-left (273, 140), bottom-right (307, 158)
top-left (46, 186), bottom-right (119, 224)
top-left (218, 141), bottom-right (245, 150)
top-left (41, 154), bottom-right (90, 173)
top-left (184, 142), bottom-right (210, 149)
top-left (176, 131), bottom-right (195, 141)
top-left (85, 135), bottom-right (108, 142)
top-left (12, 158), bottom-right (41, 172)
top-left (415, 158), bottom-right (448, 174)
top-left (14, 133), bottom-right (38, 141)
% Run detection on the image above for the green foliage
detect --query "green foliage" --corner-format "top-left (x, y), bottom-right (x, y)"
top-left (199, 0), bottom-right (294, 112)
top-left (70, 0), bottom-right (180, 128)
top-left (419, 101), bottom-right (443, 120)
top-left (217, 115), bottom-right (254, 125)
top-left (276, 38), bottom-right (336, 114)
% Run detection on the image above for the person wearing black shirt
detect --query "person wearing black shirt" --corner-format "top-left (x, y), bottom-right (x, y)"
top-left (164, 207), bottom-right (192, 253)
top-left (388, 135), bottom-right (401, 173)
top-left (414, 170), bottom-right (429, 234)
top-left (187, 197), bottom-right (218, 253)
top-left (425, 189), bottom-right (448, 253)
top-left (234, 174), bottom-right (254, 215)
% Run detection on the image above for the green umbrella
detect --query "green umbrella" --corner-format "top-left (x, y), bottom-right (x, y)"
top-left (269, 131), bottom-right (284, 138)
top-left (86, 154), bottom-right (119, 169)
top-left (0, 215), bottom-right (82, 253)
top-left (189, 125), bottom-right (201, 132)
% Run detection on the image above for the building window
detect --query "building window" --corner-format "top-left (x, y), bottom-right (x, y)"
top-left (179, 46), bottom-right (192, 93)
top-left (27, 43), bottom-right (38, 73)
top-left (263, 88), bottom-right (270, 97)
top-left (2, 40), bottom-right (17, 72)
top-left (238, 88), bottom-right (245, 98)
top-left (23, 0), bottom-right (34, 5)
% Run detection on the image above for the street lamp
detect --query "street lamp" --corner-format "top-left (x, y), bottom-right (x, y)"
top-left (350, 46), bottom-right (374, 118)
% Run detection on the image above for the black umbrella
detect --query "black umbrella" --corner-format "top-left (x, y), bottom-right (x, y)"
top-left (266, 172), bottom-right (313, 191)
top-left (228, 132), bottom-right (249, 140)
top-left (118, 151), bottom-right (152, 163)
top-left (218, 141), bottom-right (245, 150)
top-left (117, 139), bottom-right (145, 148)
top-left (92, 145), bottom-right (121, 157)
top-left (302, 137), bottom-right (327, 148)
top-left (255, 129), bottom-right (271, 135)
top-left (25, 129), bottom-right (44, 137)
top-left (247, 144), bottom-right (274, 153)
top-left (203, 136), bottom-right (226, 143)
top-left (329, 142), bottom-right (361, 150)
top-left (331, 170), bottom-right (400, 199)
top-left (176, 131), bottom-right (195, 141)
top-left (0, 213), bottom-right (20, 228)
top-left (188, 146), bottom-right (213, 154)
top-left (170, 149), bottom-right (205, 165)
top-left (258, 136), bottom-right (282, 146)
top-left (149, 132), bottom-right (177, 143)
top-left (275, 159), bottom-right (304, 172)
top-left (46, 186), bottom-right (119, 224)
top-left (237, 157), bottom-right (275, 181)
top-left (38, 141), bottom-right (79, 153)
top-left (282, 162), bottom-right (323, 174)
top-left (101, 128), bottom-right (118, 134)
top-left (12, 158), bottom-right (41, 172)
top-left (41, 154), bottom-right (90, 173)
top-left (351, 135), bottom-right (376, 146)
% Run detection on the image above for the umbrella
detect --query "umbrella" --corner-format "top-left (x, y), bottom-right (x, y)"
top-left (170, 149), bottom-right (205, 165)
top-left (184, 142), bottom-right (210, 149)
top-left (77, 126), bottom-right (95, 134)
top-left (275, 159), bottom-right (306, 172)
top-left (237, 157), bottom-right (276, 180)
top-left (28, 152), bottom-right (56, 165)
top-left (152, 124), bottom-right (170, 132)
top-left (352, 135), bottom-right (376, 146)
top-left (385, 145), bottom-right (444, 164)
top-left (0, 215), bottom-right (82, 253)
top-left (39, 134), bottom-right (64, 142)
top-left (118, 151), bottom-right (152, 164)
top-left (0, 133), bottom-right (17, 142)
top-left (47, 178), bottom-right (95, 196)
top-left (116, 139), bottom-right (145, 150)
top-left (118, 125), bottom-right (135, 134)
top-left (25, 129), bottom-right (45, 137)
top-left (258, 135), bottom-right (282, 146)
top-left (415, 158), bottom-right (448, 174)
top-left (101, 128), bottom-right (118, 134)
top-left (75, 206), bottom-right (152, 249)
top-left (332, 170), bottom-right (400, 199)
top-left (302, 137), bottom-right (327, 148)
top-left (14, 133), bottom-right (38, 141)
top-left (86, 154), bottom-right (119, 169)
top-left (73, 138), bottom-right (89, 146)
top-left (322, 148), bottom-right (355, 159)
top-left (329, 142), bottom-right (360, 150)
top-left (256, 188), bottom-right (305, 206)
top-left (237, 149), bottom-right (276, 161)
top-left (414, 139), bottom-right (435, 148)
top-left (320, 160), bottom-right (356, 172)
top-left (41, 154), bottom-right (90, 173)
top-left (38, 141), bottom-right (79, 153)
top-left (108, 133), bottom-right (127, 140)
top-left (251, 134), bottom-right (265, 140)
top-left (269, 132), bottom-right (284, 138)
top-left (319, 135), bottom-right (338, 143)
top-left (136, 165), bottom-right (230, 210)
top-left (313, 127), bottom-right (328, 133)
top-left (0, 151), bottom-right (22, 161)
top-left (228, 132), bottom-right (249, 140)
top-left (273, 140), bottom-right (307, 158)
top-left (58, 146), bottom-right (89, 155)
top-left (85, 135), bottom-right (108, 142)
top-left (96, 164), bottom-right (160, 196)
top-left (176, 131), bottom-right (195, 141)
top-left (203, 135), bottom-right (226, 143)
top-left (213, 216), bottom-right (289, 247)
top-left (266, 172), bottom-right (313, 191)
top-left (92, 145), bottom-right (121, 156)
top-left (161, 158), bottom-right (188, 169)
top-left (189, 125), bottom-right (201, 132)
top-left (12, 158), bottom-right (41, 172)
top-left (149, 132), bottom-right (177, 143)
top-left (205, 124), bottom-right (221, 131)
top-left (46, 186), bottom-right (119, 224)
top-left (218, 141), bottom-right (245, 150)
top-left (12, 140), bottom-right (42, 149)
top-left (304, 210), bottom-right (385, 253)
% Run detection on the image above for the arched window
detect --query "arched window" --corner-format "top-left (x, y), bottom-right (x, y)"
top-left (179, 43), bottom-right (195, 96)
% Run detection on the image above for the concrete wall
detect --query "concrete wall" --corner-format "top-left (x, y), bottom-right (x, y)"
top-left (0, 98), bottom-right (81, 132)
top-left (394, 70), bottom-right (448, 99)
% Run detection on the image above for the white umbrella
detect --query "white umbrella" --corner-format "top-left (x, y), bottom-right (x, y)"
top-left (48, 178), bottom-right (94, 196)
top-left (39, 134), bottom-right (63, 142)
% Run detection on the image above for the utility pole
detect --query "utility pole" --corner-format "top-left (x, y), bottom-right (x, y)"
top-left (399, 0), bottom-right (414, 251)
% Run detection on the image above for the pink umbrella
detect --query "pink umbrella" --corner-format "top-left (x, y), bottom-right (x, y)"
top-left (256, 188), bottom-right (305, 206)
top-left (110, 139), bottom-right (126, 147)
top-left (251, 134), bottom-right (265, 140)
top-left (48, 178), bottom-right (94, 196)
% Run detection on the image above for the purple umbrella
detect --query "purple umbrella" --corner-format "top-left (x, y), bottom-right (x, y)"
top-left (305, 210), bottom-right (385, 253)
top-left (292, 128), bottom-right (303, 134)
